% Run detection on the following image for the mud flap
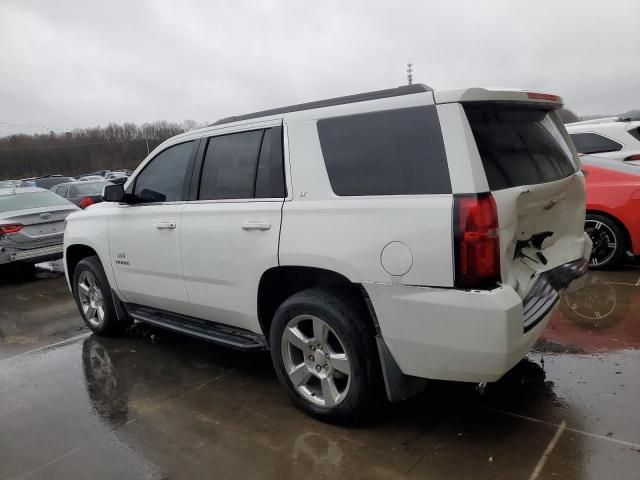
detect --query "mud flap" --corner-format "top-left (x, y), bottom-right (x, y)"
top-left (111, 289), bottom-right (131, 324)
top-left (376, 336), bottom-right (428, 402)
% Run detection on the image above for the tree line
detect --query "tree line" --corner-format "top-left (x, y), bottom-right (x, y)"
top-left (0, 109), bottom-right (584, 180)
top-left (0, 120), bottom-right (202, 179)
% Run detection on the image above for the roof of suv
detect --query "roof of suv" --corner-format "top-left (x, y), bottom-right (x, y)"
top-left (209, 85), bottom-right (562, 127)
top-left (211, 84), bottom-right (433, 126)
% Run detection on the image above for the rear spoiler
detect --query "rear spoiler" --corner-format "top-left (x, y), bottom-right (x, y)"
top-left (434, 88), bottom-right (563, 108)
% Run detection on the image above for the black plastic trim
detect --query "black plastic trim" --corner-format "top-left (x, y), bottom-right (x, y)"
top-left (211, 84), bottom-right (433, 126)
top-left (522, 258), bottom-right (589, 332)
top-left (376, 336), bottom-right (428, 402)
top-left (126, 303), bottom-right (267, 351)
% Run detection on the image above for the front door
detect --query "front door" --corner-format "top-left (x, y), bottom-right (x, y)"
top-left (108, 140), bottom-right (197, 313)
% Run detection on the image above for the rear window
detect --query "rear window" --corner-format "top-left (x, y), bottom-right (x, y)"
top-left (0, 191), bottom-right (71, 213)
top-left (69, 182), bottom-right (110, 197)
top-left (317, 106), bottom-right (451, 196)
top-left (569, 132), bottom-right (623, 154)
top-left (465, 105), bottom-right (578, 190)
top-left (35, 177), bottom-right (75, 189)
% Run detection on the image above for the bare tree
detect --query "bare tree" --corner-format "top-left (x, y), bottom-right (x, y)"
top-left (0, 121), bottom-right (190, 178)
top-left (557, 107), bottom-right (580, 124)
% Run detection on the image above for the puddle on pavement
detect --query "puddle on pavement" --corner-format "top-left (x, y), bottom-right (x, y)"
top-left (1, 265), bottom-right (639, 479)
top-left (540, 268), bottom-right (640, 353)
top-left (0, 260), bottom-right (84, 359)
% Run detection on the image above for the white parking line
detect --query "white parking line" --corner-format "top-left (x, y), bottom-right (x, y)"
top-left (528, 420), bottom-right (566, 480)
top-left (0, 332), bottom-right (90, 364)
top-left (455, 399), bottom-right (640, 450)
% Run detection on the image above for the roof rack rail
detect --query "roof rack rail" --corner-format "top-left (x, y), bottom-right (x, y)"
top-left (211, 84), bottom-right (432, 126)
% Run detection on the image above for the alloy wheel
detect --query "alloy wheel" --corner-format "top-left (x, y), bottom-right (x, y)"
top-left (77, 270), bottom-right (105, 328)
top-left (281, 314), bottom-right (351, 407)
top-left (585, 219), bottom-right (617, 267)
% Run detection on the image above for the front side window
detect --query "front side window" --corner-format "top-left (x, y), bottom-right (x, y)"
top-left (317, 106), bottom-right (451, 196)
top-left (569, 132), bottom-right (623, 155)
top-left (133, 141), bottom-right (195, 203)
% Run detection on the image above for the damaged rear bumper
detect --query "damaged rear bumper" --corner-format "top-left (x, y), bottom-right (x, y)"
top-left (523, 258), bottom-right (589, 332)
top-left (365, 257), bottom-right (590, 387)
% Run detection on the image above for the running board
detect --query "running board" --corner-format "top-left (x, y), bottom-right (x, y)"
top-left (125, 304), bottom-right (267, 351)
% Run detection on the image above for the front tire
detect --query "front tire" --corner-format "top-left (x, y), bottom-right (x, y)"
top-left (585, 214), bottom-right (626, 269)
top-left (72, 256), bottom-right (131, 336)
top-left (269, 288), bottom-right (380, 424)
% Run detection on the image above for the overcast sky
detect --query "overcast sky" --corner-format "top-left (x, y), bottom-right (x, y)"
top-left (1, 0), bottom-right (638, 136)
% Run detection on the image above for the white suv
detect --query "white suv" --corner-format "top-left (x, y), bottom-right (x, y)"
top-left (64, 85), bottom-right (591, 422)
top-left (567, 114), bottom-right (640, 165)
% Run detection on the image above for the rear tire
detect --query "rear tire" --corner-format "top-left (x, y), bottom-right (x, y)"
top-left (72, 256), bottom-right (132, 336)
top-left (269, 288), bottom-right (380, 424)
top-left (585, 213), bottom-right (626, 269)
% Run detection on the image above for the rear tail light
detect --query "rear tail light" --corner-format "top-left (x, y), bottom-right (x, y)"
top-left (623, 154), bottom-right (640, 161)
top-left (79, 196), bottom-right (95, 209)
top-left (453, 193), bottom-right (501, 289)
top-left (0, 224), bottom-right (23, 235)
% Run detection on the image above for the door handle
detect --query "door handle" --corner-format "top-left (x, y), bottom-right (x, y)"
top-left (241, 221), bottom-right (271, 231)
top-left (153, 221), bottom-right (176, 230)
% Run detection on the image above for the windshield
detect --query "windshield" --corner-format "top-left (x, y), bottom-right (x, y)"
top-left (465, 105), bottom-right (579, 190)
top-left (70, 182), bottom-right (110, 196)
top-left (0, 191), bottom-right (71, 213)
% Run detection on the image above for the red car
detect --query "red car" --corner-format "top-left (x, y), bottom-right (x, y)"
top-left (580, 155), bottom-right (640, 268)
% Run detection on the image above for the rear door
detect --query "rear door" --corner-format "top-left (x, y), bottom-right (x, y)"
top-left (460, 102), bottom-right (590, 299)
top-left (180, 124), bottom-right (285, 333)
top-left (108, 141), bottom-right (197, 313)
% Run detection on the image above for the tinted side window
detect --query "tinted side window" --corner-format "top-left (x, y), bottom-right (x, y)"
top-left (317, 106), bottom-right (451, 196)
top-left (255, 127), bottom-right (286, 198)
top-left (570, 133), bottom-right (623, 154)
top-left (199, 130), bottom-right (264, 200)
top-left (629, 127), bottom-right (640, 142)
top-left (134, 141), bottom-right (194, 202)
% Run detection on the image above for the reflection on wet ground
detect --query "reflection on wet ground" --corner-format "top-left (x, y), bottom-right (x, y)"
top-left (0, 265), bottom-right (639, 479)
top-left (0, 261), bottom-right (86, 360)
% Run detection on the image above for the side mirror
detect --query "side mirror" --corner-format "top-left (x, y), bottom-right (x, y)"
top-left (103, 183), bottom-right (126, 202)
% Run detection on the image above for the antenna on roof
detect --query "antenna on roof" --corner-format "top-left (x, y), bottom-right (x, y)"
top-left (406, 63), bottom-right (413, 85)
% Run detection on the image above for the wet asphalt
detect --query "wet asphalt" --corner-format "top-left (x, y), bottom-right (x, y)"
top-left (0, 263), bottom-right (639, 479)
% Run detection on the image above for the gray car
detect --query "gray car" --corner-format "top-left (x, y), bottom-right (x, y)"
top-left (51, 180), bottom-right (112, 208)
top-left (0, 187), bottom-right (79, 265)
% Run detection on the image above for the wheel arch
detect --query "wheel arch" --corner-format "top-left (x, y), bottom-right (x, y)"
top-left (257, 266), bottom-right (377, 342)
top-left (65, 244), bottom-right (99, 282)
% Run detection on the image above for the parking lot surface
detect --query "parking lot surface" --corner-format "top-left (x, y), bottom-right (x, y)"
top-left (1, 264), bottom-right (639, 479)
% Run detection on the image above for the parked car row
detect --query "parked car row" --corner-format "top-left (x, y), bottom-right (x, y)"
top-left (0, 186), bottom-right (78, 266)
top-left (5, 169), bottom-right (131, 189)
top-left (0, 170), bottom-right (131, 269)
